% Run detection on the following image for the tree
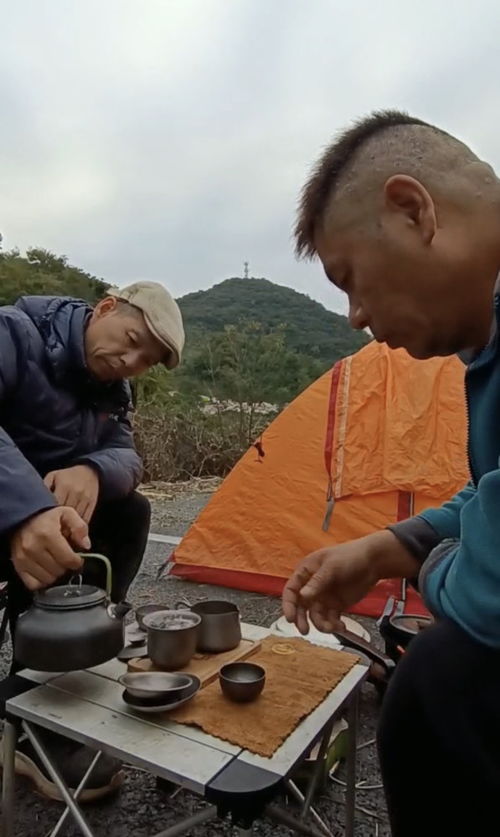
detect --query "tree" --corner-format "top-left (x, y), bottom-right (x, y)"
top-left (180, 322), bottom-right (324, 401)
top-left (173, 321), bottom-right (319, 443)
top-left (133, 323), bottom-right (302, 480)
top-left (0, 247), bottom-right (110, 306)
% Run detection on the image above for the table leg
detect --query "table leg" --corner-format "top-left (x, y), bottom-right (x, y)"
top-left (2, 719), bottom-right (18, 837)
top-left (266, 803), bottom-right (331, 837)
top-left (22, 721), bottom-right (95, 837)
top-left (150, 805), bottom-right (218, 837)
top-left (300, 718), bottom-right (335, 819)
top-left (285, 779), bottom-right (333, 836)
top-left (49, 751), bottom-right (102, 837)
top-left (345, 690), bottom-right (359, 837)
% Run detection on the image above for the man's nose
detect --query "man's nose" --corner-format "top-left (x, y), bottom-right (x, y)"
top-left (349, 302), bottom-right (369, 331)
top-left (121, 350), bottom-right (150, 375)
top-left (121, 350), bottom-right (140, 369)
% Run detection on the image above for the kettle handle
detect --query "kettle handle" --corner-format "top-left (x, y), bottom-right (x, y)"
top-left (77, 553), bottom-right (112, 598)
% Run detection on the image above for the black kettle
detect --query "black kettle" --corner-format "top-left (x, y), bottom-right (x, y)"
top-left (15, 554), bottom-right (130, 672)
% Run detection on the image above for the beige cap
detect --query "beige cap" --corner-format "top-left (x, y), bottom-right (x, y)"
top-left (109, 281), bottom-right (185, 369)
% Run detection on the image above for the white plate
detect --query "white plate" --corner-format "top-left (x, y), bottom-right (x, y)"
top-left (117, 644), bottom-right (147, 661)
top-left (124, 623), bottom-right (147, 645)
top-left (270, 614), bottom-right (370, 646)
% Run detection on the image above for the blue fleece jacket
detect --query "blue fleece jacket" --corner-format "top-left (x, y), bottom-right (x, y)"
top-left (0, 295), bottom-right (142, 535)
top-left (392, 293), bottom-right (500, 647)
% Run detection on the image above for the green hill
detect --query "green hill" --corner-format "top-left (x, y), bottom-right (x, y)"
top-left (0, 248), bottom-right (367, 370)
top-left (0, 245), bottom-right (369, 404)
top-left (178, 277), bottom-right (369, 368)
top-left (0, 247), bottom-right (110, 306)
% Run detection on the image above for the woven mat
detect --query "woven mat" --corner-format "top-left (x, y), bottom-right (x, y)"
top-left (169, 636), bottom-right (359, 757)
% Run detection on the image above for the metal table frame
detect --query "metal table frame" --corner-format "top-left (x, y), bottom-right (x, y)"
top-left (1, 623), bottom-right (366, 837)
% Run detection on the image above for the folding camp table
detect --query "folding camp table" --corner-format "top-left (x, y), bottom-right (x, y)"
top-left (1, 623), bottom-right (367, 837)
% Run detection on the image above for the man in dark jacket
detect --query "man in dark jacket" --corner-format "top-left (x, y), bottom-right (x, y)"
top-left (0, 280), bottom-right (185, 802)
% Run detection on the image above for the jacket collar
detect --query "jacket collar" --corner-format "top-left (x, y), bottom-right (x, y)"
top-left (458, 276), bottom-right (500, 367)
top-left (15, 295), bottom-right (131, 413)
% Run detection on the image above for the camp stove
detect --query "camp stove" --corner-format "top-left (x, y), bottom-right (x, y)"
top-left (379, 610), bottom-right (434, 663)
top-left (377, 582), bottom-right (434, 664)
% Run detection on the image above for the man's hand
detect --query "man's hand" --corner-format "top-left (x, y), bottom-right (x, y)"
top-left (11, 506), bottom-right (90, 591)
top-left (282, 530), bottom-right (421, 635)
top-left (44, 465), bottom-right (99, 523)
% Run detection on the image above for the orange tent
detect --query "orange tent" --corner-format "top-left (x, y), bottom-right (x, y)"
top-left (171, 341), bottom-right (468, 617)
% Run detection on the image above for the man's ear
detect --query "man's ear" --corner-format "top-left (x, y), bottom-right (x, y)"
top-left (383, 174), bottom-right (437, 245)
top-left (92, 296), bottom-right (118, 320)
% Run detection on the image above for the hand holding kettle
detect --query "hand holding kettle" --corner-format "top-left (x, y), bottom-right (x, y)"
top-left (11, 506), bottom-right (90, 591)
top-left (15, 553), bottom-right (130, 672)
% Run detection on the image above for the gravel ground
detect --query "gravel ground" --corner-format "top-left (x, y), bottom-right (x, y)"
top-left (1, 489), bottom-right (390, 836)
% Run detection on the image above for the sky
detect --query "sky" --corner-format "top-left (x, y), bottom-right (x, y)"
top-left (2, 0), bottom-right (500, 315)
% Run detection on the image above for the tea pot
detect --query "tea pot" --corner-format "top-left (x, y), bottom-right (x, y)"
top-left (175, 597), bottom-right (242, 653)
top-left (15, 554), bottom-right (130, 672)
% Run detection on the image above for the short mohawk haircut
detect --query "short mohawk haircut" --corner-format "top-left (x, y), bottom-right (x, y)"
top-left (295, 109), bottom-right (449, 259)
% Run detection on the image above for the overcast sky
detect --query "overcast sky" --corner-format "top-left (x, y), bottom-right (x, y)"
top-left (2, 0), bottom-right (500, 315)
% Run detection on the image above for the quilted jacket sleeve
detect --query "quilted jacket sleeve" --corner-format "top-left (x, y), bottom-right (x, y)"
top-left (77, 414), bottom-right (143, 501)
top-left (0, 313), bottom-right (57, 534)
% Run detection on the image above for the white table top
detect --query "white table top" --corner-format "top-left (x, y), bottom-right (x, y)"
top-left (6, 622), bottom-right (367, 794)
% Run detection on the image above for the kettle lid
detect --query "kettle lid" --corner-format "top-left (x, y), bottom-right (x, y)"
top-left (34, 584), bottom-right (107, 610)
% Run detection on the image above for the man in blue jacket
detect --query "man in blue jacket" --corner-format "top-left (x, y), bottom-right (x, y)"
top-left (283, 111), bottom-right (500, 836)
top-left (0, 279), bottom-right (184, 802)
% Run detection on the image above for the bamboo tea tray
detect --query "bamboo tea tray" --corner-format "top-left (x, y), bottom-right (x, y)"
top-left (127, 638), bottom-right (262, 687)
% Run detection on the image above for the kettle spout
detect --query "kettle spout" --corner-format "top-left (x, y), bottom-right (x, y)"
top-left (108, 601), bottom-right (132, 620)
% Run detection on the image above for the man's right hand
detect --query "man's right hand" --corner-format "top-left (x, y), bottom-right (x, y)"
top-left (11, 507), bottom-right (90, 591)
top-left (282, 530), bottom-right (421, 635)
